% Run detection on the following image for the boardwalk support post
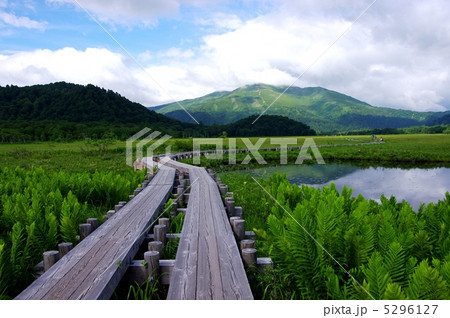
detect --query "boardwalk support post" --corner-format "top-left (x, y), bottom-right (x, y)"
top-left (148, 241), bottom-right (163, 254)
top-left (154, 225), bottom-right (168, 247)
top-left (229, 216), bottom-right (240, 227)
top-left (171, 201), bottom-right (178, 218)
top-left (134, 188), bottom-right (143, 196)
top-left (58, 243), bottom-right (73, 258)
top-left (242, 248), bottom-right (257, 268)
top-left (79, 223), bottom-right (93, 240)
top-left (219, 185), bottom-right (228, 195)
top-left (87, 218), bottom-right (98, 231)
top-left (43, 251), bottom-right (59, 272)
top-left (232, 219), bottom-right (245, 241)
top-left (234, 206), bottom-right (243, 218)
top-left (144, 251), bottom-right (160, 281)
top-left (176, 186), bottom-right (184, 203)
top-left (240, 239), bottom-right (255, 252)
top-left (225, 198), bottom-right (235, 216)
top-left (115, 202), bottom-right (126, 212)
top-left (159, 218), bottom-right (170, 231)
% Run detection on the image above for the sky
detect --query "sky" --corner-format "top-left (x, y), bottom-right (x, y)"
top-left (0, 0), bottom-right (449, 112)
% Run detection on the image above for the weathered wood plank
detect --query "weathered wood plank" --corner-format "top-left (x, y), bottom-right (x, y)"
top-left (196, 171), bottom-right (223, 300)
top-left (15, 166), bottom-right (175, 300)
top-left (208, 176), bottom-right (253, 300)
top-left (167, 174), bottom-right (200, 299)
top-left (166, 159), bottom-right (253, 300)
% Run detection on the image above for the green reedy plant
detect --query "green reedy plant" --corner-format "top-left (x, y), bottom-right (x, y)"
top-left (126, 277), bottom-right (163, 300)
top-left (0, 165), bottom-right (146, 299)
top-left (221, 172), bottom-right (450, 300)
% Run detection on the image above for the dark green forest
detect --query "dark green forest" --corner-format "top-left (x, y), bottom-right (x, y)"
top-left (208, 114), bottom-right (315, 137)
top-left (0, 82), bottom-right (315, 142)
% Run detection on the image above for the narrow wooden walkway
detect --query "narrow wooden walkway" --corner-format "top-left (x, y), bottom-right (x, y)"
top-left (15, 166), bottom-right (175, 300)
top-left (162, 158), bottom-right (253, 300)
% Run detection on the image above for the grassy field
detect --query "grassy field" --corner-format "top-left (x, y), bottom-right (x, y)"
top-left (0, 133), bottom-right (449, 300)
top-left (178, 134), bottom-right (450, 170)
top-left (1, 134), bottom-right (449, 172)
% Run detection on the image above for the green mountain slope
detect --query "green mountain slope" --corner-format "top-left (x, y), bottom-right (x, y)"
top-left (0, 82), bottom-right (316, 142)
top-left (155, 84), bottom-right (449, 132)
top-left (0, 82), bottom-right (197, 141)
top-left (0, 82), bottom-right (180, 125)
top-left (217, 114), bottom-right (315, 137)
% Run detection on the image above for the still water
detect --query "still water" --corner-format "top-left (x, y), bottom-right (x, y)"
top-left (249, 164), bottom-right (450, 211)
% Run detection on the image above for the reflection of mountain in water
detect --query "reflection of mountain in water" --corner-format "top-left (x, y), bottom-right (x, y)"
top-left (250, 164), bottom-right (360, 185)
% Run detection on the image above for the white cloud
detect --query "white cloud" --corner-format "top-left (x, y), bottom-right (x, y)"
top-left (46, 0), bottom-right (224, 26)
top-left (179, 0), bottom-right (450, 111)
top-left (0, 47), bottom-right (208, 107)
top-left (1, 0), bottom-right (449, 113)
top-left (0, 11), bottom-right (47, 30)
top-left (158, 47), bottom-right (194, 59)
top-left (197, 13), bottom-right (244, 31)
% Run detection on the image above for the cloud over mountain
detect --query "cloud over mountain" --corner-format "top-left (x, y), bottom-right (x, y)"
top-left (0, 0), bottom-right (449, 112)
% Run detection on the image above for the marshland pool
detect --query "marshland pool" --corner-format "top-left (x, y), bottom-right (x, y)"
top-left (248, 163), bottom-right (450, 211)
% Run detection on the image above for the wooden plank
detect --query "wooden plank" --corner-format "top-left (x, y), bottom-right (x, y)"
top-left (208, 175), bottom-right (253, 300)
top-left (167, 173), bottom-right (200, 299)
top-left (195, 170), bottom-right (223, 299)
top-left (15, 166), bottom-right (175, 300)
top-left (166, 159), bottom-right (253, 300)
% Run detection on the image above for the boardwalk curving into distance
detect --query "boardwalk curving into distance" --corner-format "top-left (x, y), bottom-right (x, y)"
top-left (15, 166), bottom-right (175, 300)
top-left (15, 156), bottom-right (253, 300)
top-left (161, 158), bottom-right (253, 300)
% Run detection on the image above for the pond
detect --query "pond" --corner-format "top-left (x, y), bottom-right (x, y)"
top-left (248, 163), bottom-right (450, 211)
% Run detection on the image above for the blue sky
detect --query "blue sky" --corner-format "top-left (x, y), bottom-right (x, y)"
top-left (1, 0), bottom-right (449, 112)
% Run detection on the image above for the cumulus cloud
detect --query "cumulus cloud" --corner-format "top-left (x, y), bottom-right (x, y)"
top-left (0, 47), bottom-right (210, 106)
top-left (46, 0), bottom-right (223, 26)
top-left (0, 11), bottom-right (47, 30)
top-left (1, 0), bottom-right (449, 112)
top-left (184, 0), bottom-right (450, 111)
top-left (197, 13), bottom-right (244, 31)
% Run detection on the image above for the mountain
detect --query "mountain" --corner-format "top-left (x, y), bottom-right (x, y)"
top-left (0, 82), bottom-right (198, 141)
top-left (428, 113), bottom-right (450, 125)
top-left (154, 84), bottom-right (449, 132)
top-left (215, 114), bottom-right (315, 137)
top-left (0, 82), bottom-right (181, 125)
top-left (0, 82), bottom-right (315, 142)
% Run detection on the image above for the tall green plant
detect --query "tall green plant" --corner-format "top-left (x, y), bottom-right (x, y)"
top-left (223, 172), bottom-right (450, 300)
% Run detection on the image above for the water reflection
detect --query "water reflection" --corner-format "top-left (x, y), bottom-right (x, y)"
top-left (250, 164), bottom-right (450, 211)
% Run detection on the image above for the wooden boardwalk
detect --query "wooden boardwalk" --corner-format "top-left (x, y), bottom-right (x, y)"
top-left (15, 166), bottom-right (175, 300)
top-left (162, 158), bottom-right (253, 300)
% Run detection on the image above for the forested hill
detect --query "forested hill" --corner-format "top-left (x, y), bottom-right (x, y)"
top-left (0, 82), bottom-right (177, 125)
top-left (217, 115), bottom-right (315, 137)
top-left (155, 84), bottom-right (450, 132)
top-left (0, 82), bottom-right (316, 142)
top-left (0, 82), bottom-right (198, 141)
